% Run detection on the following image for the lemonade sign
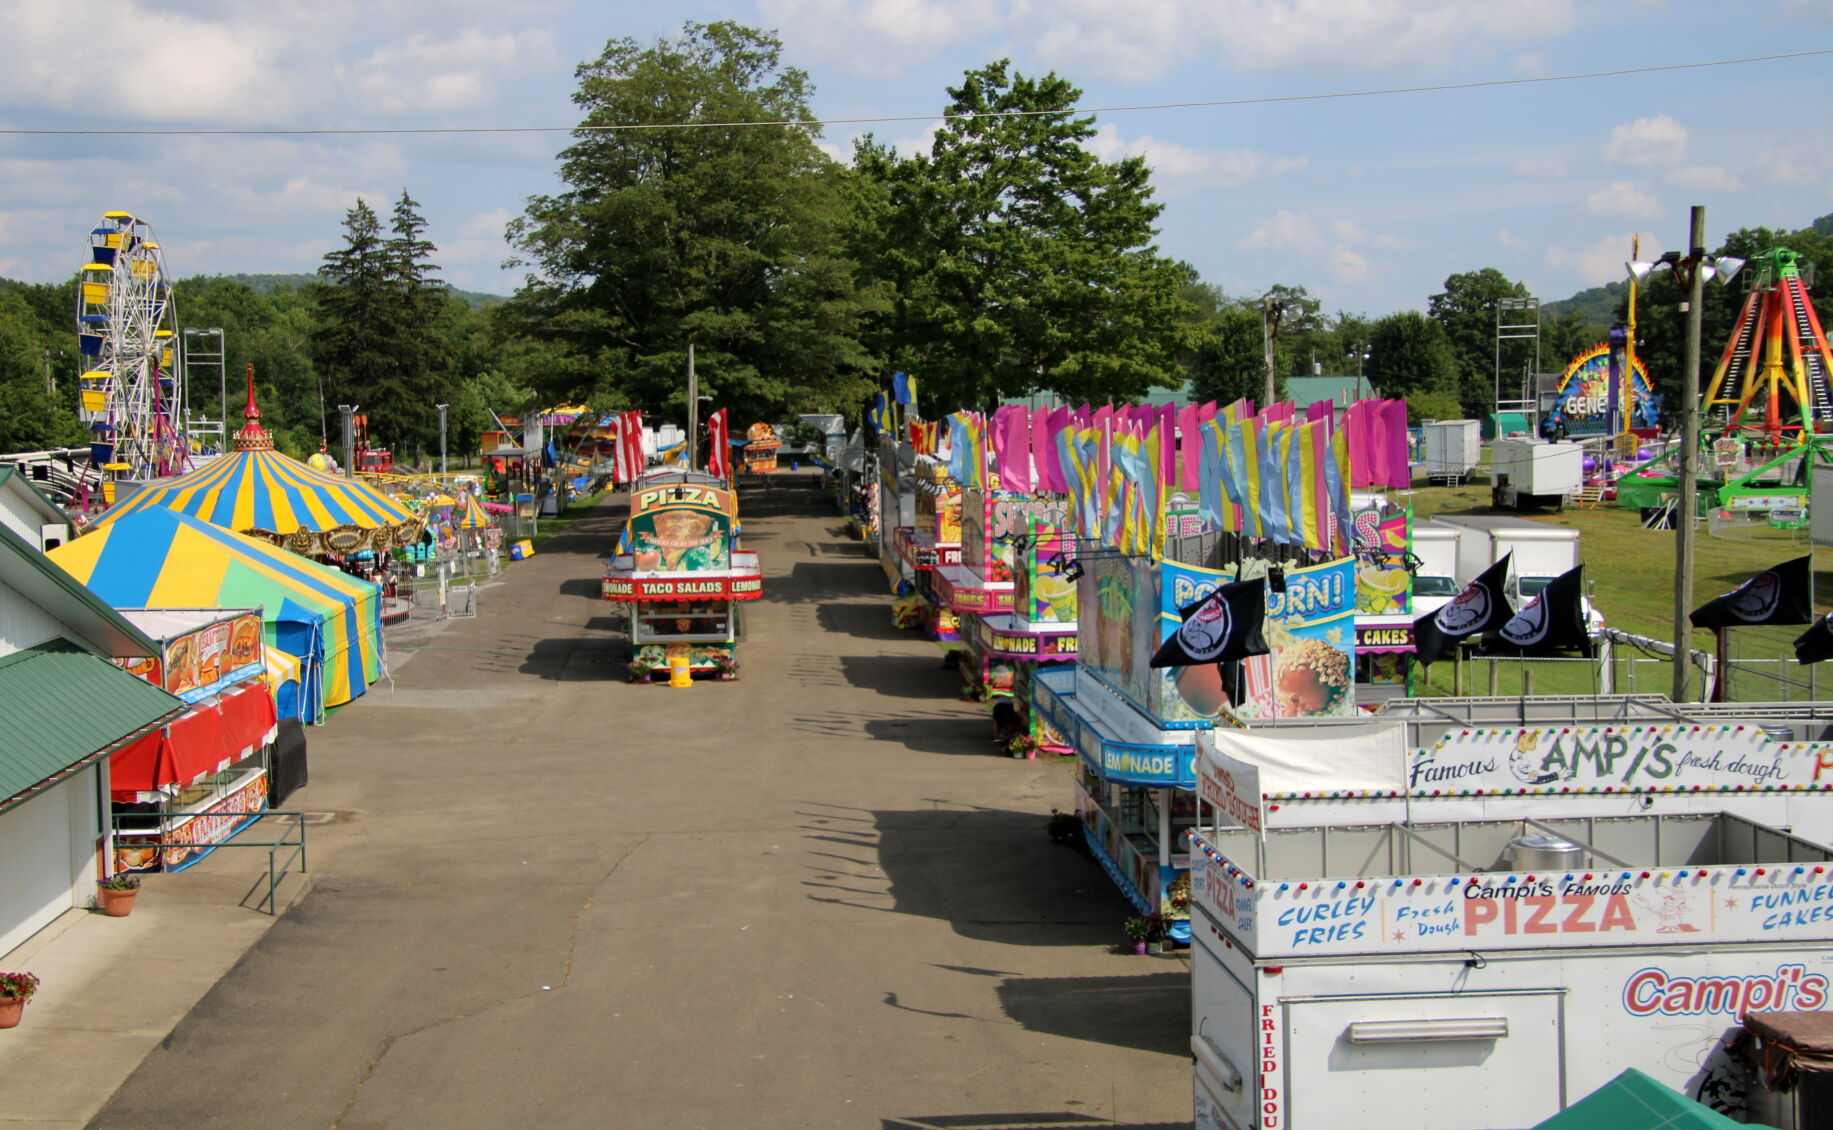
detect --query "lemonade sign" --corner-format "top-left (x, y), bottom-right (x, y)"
top-left (1352, 509), bottom-right (1412, 616)
top-left (1018, 519), bottom-right (1077, 625)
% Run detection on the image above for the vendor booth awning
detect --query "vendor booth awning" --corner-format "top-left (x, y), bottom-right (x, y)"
top-left (110, 680), bottom-right (278, 801)
top-left (89, 376), bottom-right (418, 555)
top-left (48, 509), bottom-right (384, 723)
top-left (0, 641), bottom-right (185, 811)
top-left (1530, 1068), bottom-right (1748, 1129)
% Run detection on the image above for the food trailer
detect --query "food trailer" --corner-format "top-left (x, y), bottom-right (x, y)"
top-left (1186, 696), bottom-right (1833, 1129)
top-left (966, 517), bottom-right (1078, 753)
top-left (894, 460), bottom-right (964, 642)
top-left (742, 422), bottom-right (780, 475)
top-left (603, 470), bottom-right (762, 678)
top-left (108, 608), bottom-right (278, 872)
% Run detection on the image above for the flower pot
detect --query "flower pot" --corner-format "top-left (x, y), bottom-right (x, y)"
top-left (0, 997), bottom-right (24, 1029)
top-left (1128, 940), bottom-right (1148, 956)
top-left (99, 887), bottom-right (137, 917)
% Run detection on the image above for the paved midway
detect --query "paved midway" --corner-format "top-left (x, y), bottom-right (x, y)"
top-left (88, 474), bottom-right (1192, 1130)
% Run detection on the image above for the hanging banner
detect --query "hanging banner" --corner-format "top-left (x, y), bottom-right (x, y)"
top-left (1231, 557), bottom-right (1357, 720)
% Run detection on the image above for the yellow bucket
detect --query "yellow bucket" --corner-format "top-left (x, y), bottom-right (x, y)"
top-left (667, 655), bottom-right (693, 688)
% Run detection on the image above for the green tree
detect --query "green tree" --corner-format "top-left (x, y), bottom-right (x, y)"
top-left (504, 21), bottom-right (880, 427)
top-left (1428, 268), bottom-right (1530, 417)
top-left (312, 193), bottom-right (451, 462)
top-left (1186, 306), bottom-right (1272, 405)
top-left (1366, 310), bottom-right (1458, 413)
top-left (0, 289), bottom-right (68, 451)
top-left (853, 60), bottom-right (1194, 410)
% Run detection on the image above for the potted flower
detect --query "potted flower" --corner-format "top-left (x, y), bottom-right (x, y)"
top-left (626, 660), bottom-right (653, 684)
top-left (1143, 912), bottom-right (1169, 955)
top-left (0, 972), bottom-right (40, 1029)
top-left (1006, 734), bottom-right (1040, 760)
top-left (96, 872), bottom-right (141, 917)
top-left (1122, 916), bottom-right (1150, 956)
top-left (709, 653), bottom-right (739, 682)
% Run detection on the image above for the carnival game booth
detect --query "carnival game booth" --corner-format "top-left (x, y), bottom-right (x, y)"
top-left (1035, 551), bottom-right (1363, 942)
top-left (894, 458), bottom-right (964, 642)
top-left (1186, 709), bottom-right (1833, 1130)
top-left (48, 509), bottom-right (385, 724)
top-left (603, 470), bottom-right (762, 677)
top-left (967, 518), bottom-right (1079, 754)
top-left (106, 608), bottom-right (279, 872)
top-left (874, 438), bottom-right (917, 594)
top-left (936, 485), bottom-right (1067, 700)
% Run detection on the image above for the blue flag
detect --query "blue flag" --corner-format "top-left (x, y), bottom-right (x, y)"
top-left (891, 371), bottom-right (914, 407)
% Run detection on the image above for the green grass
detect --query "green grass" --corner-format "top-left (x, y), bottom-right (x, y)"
top-left (527, 487), bottom-right (614, 555)
top-left (1402, 480), bottom-right (1831, 697)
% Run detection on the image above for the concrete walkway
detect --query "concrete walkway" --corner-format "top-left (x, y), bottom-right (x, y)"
top-left (9, 473), bottom-right (1192, 1130)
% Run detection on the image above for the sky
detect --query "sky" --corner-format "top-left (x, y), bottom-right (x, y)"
top-left (0, 0), bottom-right (1829, 327)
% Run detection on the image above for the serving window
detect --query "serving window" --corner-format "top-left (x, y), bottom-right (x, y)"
top-left (633, 601), bottom-right (737, 643)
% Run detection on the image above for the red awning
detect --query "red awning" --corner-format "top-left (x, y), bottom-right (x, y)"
top-left (110, 680), bottom-right (278, 799)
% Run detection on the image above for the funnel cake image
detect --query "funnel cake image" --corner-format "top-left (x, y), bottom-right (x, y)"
top-left (1274, 638), bottom-right (1350, 716)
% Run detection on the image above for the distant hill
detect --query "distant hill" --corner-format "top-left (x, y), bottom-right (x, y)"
top-left (206, 273), bottom-right (509, 309)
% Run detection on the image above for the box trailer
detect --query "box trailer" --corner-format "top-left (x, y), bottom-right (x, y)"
top-left (1430, 515), bottom-right (1581, 603)
top-left (1408, 520), bottom-right (1462, 617)
top-left (1187, 698), bottom-right (1833, 1129)
top-left (1418, 420), bottom-right (1481, 482)
top-left (1488, 439), bottom-right (1583, 510)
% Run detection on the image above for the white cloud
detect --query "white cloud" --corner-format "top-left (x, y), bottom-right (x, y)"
top-left (1332, 219), bottom-right (1364, 242)
top-left (1668, 165), bottom-right (1744, 192)
top-left (337, 28), bottom-right (556, 114)
top-left (1239, 209), bottom-right (1322, 251)
top-left (0, 0), bottom-right (283, 121)
top-left (1085, 125), bottom-right (1306, 187)
top-left (1604, 115), bottom-right (1688, 166)
top-left (1026, 0), bottom-right (1574, 81)
top-left (1545, 231), bottom-right (1664, 286)
top-left (1497, 228), bottom-right (1529, 249)
top-left (760, 0), bottom-right (1003, 76)
top-left (460, 208), bottom-right (514, 240)
top-left (1329, 245), bottom-right (1371, 283)
top-left (1585, 181), bottom-right (1662, 219)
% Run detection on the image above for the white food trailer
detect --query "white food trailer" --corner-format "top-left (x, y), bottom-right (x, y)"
top-left (1187, 696), bottom-right (1833, 1130)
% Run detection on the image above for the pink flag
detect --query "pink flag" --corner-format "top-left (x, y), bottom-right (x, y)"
top-left (1384, 400), bottom-right (1411, 489)
top-left (990, 405), bottom-right (1015, 480)
top-left (1043, 406), bottom-right (1072, 493)
top-left (1178, 403), bottom-right (1201, 493)
top-left (706, 408), bottom-right (729, 478)
top-left (1003, 406), bottom-right (1033, 492)
top-left (1306, 400), bottom-right (1332, 424)
top-left (1347, 402), bottom-right (1371, 488)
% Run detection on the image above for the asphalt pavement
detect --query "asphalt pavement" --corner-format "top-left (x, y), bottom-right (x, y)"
top-left (10, 472), bottom-right (1192, 1130)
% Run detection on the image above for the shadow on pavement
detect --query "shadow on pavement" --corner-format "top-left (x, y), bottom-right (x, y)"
top-left (994, 972), bottom-right (1191, 1057)
top-left (515, 637), bottom-right (627, 681)
top-left (881, 1116), bottom-right (1191, 1129)
top-left (557, 577), bottom-right (602, 598)
top-left (841, 653), bottom-right (964, 698)
top-left (802, 802), bottom-right (1132, 947)
top-left (863, 715), bottom-right (998, 757)
top-left (818, 601), bottom-right (911, 641)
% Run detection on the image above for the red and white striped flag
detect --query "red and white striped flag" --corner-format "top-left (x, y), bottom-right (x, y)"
top-left (706, 408), bottom-right (730, 479)
top-left (615, 410), bottom-right (645, 482)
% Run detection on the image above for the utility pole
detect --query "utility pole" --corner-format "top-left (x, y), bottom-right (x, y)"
top-left (1261, 296), bottom-right (1278, 409)
top-left (686, 344), bottom-right (698, 469)
top-left (338, 405), bottom-right (359, 479)
top-left (1673, 205), bottom-right (1707, 703)
top-left (436, 404), bottom-right (449, 475)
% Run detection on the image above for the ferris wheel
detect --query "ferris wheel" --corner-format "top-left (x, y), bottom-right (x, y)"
top-left (75, 212), bottom-right (185, 483)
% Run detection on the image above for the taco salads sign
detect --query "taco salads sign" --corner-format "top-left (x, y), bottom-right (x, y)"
top-left (1405, 724), bottom-right (1833, 796)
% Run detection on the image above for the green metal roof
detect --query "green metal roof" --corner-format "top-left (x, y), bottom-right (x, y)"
top-left (0, 641), bottom-right (184, 811)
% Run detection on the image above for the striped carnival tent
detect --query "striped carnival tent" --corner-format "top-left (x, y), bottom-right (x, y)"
top-left (456, 492), bottom-right (494, 530)
top-left (49, 509), bottom-right (384, 723)
top-left (89, 372), bottom-right (418, 556)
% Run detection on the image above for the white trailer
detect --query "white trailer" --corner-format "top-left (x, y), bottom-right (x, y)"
top-left (1431, 515), bottom-right (1581, 603)
top-left (1812, 462), bottom-right (1833, 547)
top-left (1419, 420), bottom-right (1481, 483)
top-left (1488, 439), bottom-right (1584, 510)
top-left (1408, 521), bottom-right (1461, 617)
top-left (1188, 700), bottom-right (1833, 1130)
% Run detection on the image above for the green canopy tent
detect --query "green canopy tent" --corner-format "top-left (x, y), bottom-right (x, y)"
top-left (1532, 1069), bottom-right (1775, 1130)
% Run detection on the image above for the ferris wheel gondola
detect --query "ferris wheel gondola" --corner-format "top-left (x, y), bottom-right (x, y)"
top-left (75, 212), bottom-right (186, 487)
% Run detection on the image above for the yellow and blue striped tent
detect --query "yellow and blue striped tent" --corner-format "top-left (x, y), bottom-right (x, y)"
top-left (456, 492), bottom-right (493, 530)
top-left (91, 444), bottom-right (416, 536)
top-left (49, 510), bottom-right (384, 723)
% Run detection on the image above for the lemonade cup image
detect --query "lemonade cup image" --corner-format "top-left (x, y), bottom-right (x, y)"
top-left (1356, 566), bottom-right (1409, 611)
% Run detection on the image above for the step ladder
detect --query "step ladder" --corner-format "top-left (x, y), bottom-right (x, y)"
top-left (1569, 485), bottom-right (1606, 509)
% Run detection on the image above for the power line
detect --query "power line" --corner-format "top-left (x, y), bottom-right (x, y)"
top-left (1, 48), bottom-right (1827, 138)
